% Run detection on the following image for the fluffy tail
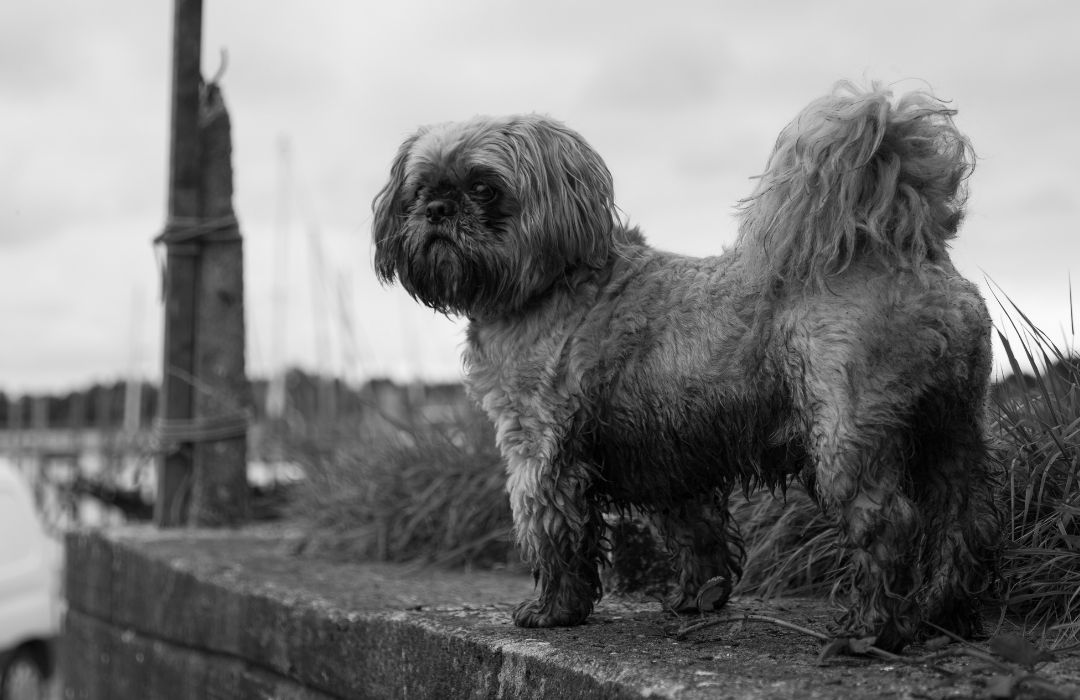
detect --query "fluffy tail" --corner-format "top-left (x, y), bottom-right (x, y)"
top-left (737, 81), bottom-right (974, 289)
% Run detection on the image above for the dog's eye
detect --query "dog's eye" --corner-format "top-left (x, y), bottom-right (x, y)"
top-left (470, 182), bottom-right (497, 203)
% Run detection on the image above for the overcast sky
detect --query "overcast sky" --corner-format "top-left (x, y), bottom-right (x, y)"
top-left (1, 0), bottom-right (1078, 393)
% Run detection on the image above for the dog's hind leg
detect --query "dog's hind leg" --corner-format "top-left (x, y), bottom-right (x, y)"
top-left (801, 375), bottom-right (925, 652)
top-left (652, 491), bottom-right (744, 613)
top-left (836, 482), bottom-right (923, 652)
top-left (912, 402), bottom-right (1001, 640)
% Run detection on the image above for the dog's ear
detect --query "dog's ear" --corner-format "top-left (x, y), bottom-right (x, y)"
top-left (502, 116), bottom-right (616, 270)
top-left (372, 131), bottom-right (421, 283)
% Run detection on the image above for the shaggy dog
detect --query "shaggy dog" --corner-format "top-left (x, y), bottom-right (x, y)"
top-left (371, 81), bottom-right (1001, 651)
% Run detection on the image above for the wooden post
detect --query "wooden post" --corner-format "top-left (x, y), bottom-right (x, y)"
top-left (155, 0), bottom-right (203, 526)
top-left (190, 83), bottom-right (250, 526)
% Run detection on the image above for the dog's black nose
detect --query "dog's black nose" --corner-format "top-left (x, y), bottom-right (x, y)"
top-left (426, 199), bottom-right (456, 222)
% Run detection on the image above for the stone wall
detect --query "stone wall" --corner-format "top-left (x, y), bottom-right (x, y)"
top-left (60, 526), bottom-right (645, 700)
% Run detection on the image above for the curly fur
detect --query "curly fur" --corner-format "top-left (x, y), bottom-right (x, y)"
top-left (371, 81), bottom-right (1002, 652)
top-left (738, 81), bottom-right (974, 292)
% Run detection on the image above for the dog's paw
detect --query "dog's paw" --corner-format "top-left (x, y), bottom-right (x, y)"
top-left (512, 599), bottom-right (590, 628)
top-left (828, 610), bottom-right (912, 654)
top-left (694, 576), bottom-right (733, 611)
top-left (662, 591), bottom-right (699, 614)
top-left (663, 576), bottom-right (733, 614)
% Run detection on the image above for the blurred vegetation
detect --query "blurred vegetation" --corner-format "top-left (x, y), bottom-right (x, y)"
top-left (286, 406), bottom-right (515, 569)
top-left (0, 381), bottom-right (157, 430)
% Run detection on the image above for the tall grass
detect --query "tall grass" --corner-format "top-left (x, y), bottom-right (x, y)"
top-left (286, 407), bottom-right (516, 569)
top-left (733, 484), bottom-right (843, 599)
top-left (989, 286), bottom-right (1080, 644)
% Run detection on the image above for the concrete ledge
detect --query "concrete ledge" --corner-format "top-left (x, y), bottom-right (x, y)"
top-left (62, 526), bottom-right (1012, 699)
top-left (65, 526), bottom-right (668, 699)
top-left (65, 609), bottom-right (336, 700)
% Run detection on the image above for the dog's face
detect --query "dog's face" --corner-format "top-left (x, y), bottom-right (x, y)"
top-left (372, 114), bottom-right (617, 317)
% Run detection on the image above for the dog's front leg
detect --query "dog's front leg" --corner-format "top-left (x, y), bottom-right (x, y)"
top-left (505, 452), bottom-right (604, 627)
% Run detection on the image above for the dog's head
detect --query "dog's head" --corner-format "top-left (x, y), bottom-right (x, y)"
top-left (372, 114), bottom-right (617, 317)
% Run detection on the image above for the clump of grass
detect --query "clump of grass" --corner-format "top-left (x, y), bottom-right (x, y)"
top-left (286, 406), bottom-right (515, 569)
top-left (990, 286), bottom-right (1080, 645)
top-left (733, 484), bottom-right (846, 599)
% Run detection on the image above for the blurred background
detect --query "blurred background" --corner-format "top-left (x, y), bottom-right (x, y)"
top-left (2, 0), bottom-right (1077, 394)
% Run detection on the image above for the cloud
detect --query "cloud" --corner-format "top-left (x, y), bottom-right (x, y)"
top-left (583, 44), bottom-right (725, 113)
top-left (3, 0), bottom-right (1079, 389)
top-left (0, 219), bottom-right (162, 391)
top-left (0, 3), bottom-right (168, 248)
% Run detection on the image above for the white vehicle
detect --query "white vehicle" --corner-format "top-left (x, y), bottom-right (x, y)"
top-left (0, 458), bottom-right (61, 700)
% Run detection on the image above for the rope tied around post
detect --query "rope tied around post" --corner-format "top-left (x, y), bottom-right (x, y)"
top-left (152, 363), bottom-right (252, 452)
top-left (153, 214), bottom-right (242, 298)
top-left (153, 413), bottom-right (251, 445)
top-left (155, 214), bottom-right (241, 253)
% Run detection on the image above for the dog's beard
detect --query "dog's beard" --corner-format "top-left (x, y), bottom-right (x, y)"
top-left (392, 218), bottom-right (525, 317)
